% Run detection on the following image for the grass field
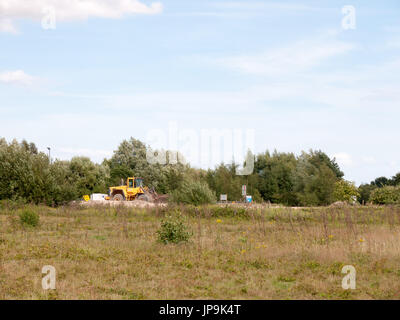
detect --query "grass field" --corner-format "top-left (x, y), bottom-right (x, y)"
top-left (1, 202), bottom-right (400, 300)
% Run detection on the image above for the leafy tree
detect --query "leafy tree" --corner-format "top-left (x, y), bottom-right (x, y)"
top-left (254, 151), bottom-right (297, 205)
top-left (371, 176), bottom-right (390, 188)
top-left (49, 160), bottom-right (79, 204)
top-left (107, 138), bottom-right (189, 193)
top-left (370, 186), bottom-right (400, 205)
top-left (357, 183), bottom-right (377, 204)
top-left (333, 180), bottom-right (360, 203)
top-left (0, 137), bottom-right (352, 207)
top-left (20, 139), bottom-right (38, 155)
top-left (206, 163), bottom-right (242, 201)
top-left (67, 157), bottom-right (109, 196)
top-left (170, 178), bottom-right (216, 205)
top-left (307, 150), bottom-right (344, 179)
top-left (390, 173), bottom-right (400, 186)
top-left (0, 139), bottom-right (54, 204)
top-left (294, 151), bottom-right (339, 206)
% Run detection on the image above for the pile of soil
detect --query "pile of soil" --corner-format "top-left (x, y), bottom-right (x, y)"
top-left (154, 194), bottom-right (169, 204)
top-left (329, 201), bottom-right (349, 207)
top-left (80, 200), bottom-right (167, 208)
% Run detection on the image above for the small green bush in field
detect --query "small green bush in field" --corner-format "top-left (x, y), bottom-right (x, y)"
top-left (157, 214), bottom-right (192, 244)
top-left (19, 209), bottom-right (40, 227)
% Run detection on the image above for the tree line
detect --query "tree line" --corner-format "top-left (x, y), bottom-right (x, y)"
top-left (0, 137), bottom-right (398, 206)
top-left (358, 174), bottom-right (400, 205)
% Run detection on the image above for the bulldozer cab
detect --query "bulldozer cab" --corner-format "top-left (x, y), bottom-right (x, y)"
top-left (135, 178), bottom-right (143, 188)
top-left (127, 177), bottom-right (143, 189)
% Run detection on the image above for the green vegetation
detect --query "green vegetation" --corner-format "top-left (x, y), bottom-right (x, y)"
top-left (170, 179), bottom-right (216, 205)
top-left (370, 186), bottom-right (400, 205)
top-left (1, 137), bottom-right (399, 207)
top-left (358, 173), bottom-right (400, 204)
top-left (333, 180), bottom-right (360, 203)
top-left (19, 209), bottom-right (40, 227)
top-left (157, 214), bottom-right (192, 244)
top-left (1, 204), bottom-right (400, 299)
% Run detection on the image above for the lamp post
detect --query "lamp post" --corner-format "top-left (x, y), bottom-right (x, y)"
top-left (47, 147), bottom-right (51, 163)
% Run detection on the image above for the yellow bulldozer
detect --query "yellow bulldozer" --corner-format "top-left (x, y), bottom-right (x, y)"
top-left (107, 177), bottom-right (157, 202)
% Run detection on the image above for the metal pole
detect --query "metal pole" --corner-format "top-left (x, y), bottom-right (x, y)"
top-left (47, 147), bottom-right (51, 163)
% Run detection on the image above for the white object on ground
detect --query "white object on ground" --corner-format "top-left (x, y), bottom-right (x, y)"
top-left (90, 193), bottom-right (108, 201)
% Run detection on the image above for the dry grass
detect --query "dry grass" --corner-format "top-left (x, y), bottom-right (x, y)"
top-left (1, 203), bottom-right (400, 300)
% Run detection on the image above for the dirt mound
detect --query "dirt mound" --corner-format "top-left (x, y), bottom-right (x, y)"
top-left (329, 201), bottom-right (349, 207)
top-left (80, 200), bottom-right (166, 208)
top-left (154, 194), bottom-right (169, 204)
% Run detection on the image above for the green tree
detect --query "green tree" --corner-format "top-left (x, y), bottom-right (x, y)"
top-left (107, 138), bottom-right (190, 193)
top-left (294, 151), bottom-right (339, 206)
top-left (67, 157), bottom-right (109, 197)
top-left (333, 180), bottom-right (360, 203)
top-left (254, 151), bottom-right (297, 205)
top-left (370, 186), bottom-right (400, 205)
top-left (206, 163), bottom-right (242, 201)
top-left (0, 139), bottom-right (55, 204)
top-left (390, 173), bottom-right (400, 186)
top-left (170, 178), bottom-right (216, 205)
top-left (357, 183), bottom-right (377, 204)
top-left (371, 177), bottom-right (390, 188)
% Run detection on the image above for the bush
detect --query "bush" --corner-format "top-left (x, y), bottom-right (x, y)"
top-left (208, 205), bottom-right (249, 218)
top-left (157, 214), bottom-right (192, 244)
top-left (19, 209), bottom-right (40, 227)
top-left (170, 179), bottom-right (216, 206)
top-left (333, 180), bottom-right (360, 203)
top-left (370, 186), bottom-right (400, 205)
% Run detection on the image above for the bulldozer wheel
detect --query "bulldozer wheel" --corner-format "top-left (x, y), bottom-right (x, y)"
top-left (137, 194), bottom-right (149, 202)
top-left (112, 194), bottom-right (125, 201)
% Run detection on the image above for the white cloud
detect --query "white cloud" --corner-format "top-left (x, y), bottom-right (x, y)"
top-left (216, 40), bottom-right (354, 76)
top-left (0, 18), bottom-right (18, 34)
top-left (0, 70), bottom-right (35, 85)
top-left (0, 0), bottom-right (162, 33)
top-left (333, 152), bottom-right (354, 166)
top-left (176, 2), bottom-right (331, 19)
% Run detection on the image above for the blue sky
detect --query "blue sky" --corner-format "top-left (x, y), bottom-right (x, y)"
top-left (1, 0), bottom-right (399, 185)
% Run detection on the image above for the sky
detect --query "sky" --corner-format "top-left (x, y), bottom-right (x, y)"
top-left (0, 0), bottom-right (399, 185)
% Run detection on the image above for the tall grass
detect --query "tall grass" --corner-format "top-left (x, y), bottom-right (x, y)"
top-left (0, 203), bottom-right (400, 299)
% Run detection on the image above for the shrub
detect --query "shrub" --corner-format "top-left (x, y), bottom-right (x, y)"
top-left (157, 214), bottom-right (192, 244)
top-left (333, 180), bottom-right (360, 203)
top-left (208, 205), bottom-right (249, 218)
top-left (370, 186), bottom-right (400, 205)
top-left (170, 179), bottom-right (216, 206)
top-left (19, 209), bottom-right (40, 227)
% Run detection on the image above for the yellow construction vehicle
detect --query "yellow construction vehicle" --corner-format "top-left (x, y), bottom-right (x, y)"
top-left (107, 177), bottom-right (156, 202)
